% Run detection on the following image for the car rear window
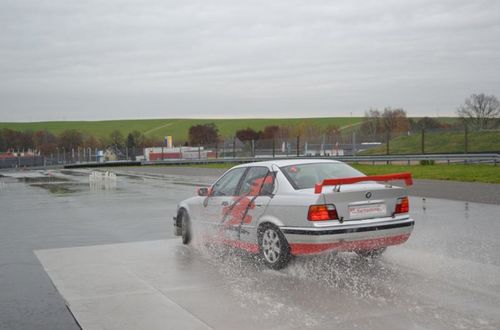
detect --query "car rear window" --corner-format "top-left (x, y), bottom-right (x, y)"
top-left (281, 163), bottom-right (364, 189)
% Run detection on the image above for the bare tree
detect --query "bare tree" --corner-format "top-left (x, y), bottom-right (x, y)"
top-left (381, 107), bottom-right (409, 134)
top-left (360, 109), bottom-right (382, 140)
top-left (109, 130), bottom-right (124, 148)
top-left (457, 93), bottom-right (500, 130)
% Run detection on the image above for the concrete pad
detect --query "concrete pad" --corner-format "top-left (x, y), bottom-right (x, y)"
top-left (68, 292), bottom-right (210, 330)
top-left (36, 238), bottom-right (500, 330)
top-left (36, 241), bottom-right (213, 330)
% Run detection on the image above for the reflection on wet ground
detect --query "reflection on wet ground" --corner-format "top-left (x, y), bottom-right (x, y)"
top-left (2, 169), bottom-right (500, 329)
top-left (30, 182), bottom-right (89, 194)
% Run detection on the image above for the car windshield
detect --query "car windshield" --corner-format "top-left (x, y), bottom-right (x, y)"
top-left (281, 163), bottom-right (365, 189)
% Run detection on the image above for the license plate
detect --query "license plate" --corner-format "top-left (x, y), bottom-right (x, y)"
top-left (349, 204), bottom-right (387, 219)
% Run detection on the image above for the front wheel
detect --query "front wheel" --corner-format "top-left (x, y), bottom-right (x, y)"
top-left (180, 210), bottom-right (192, 245)
top-left (258, 224), bottom-right (291, 270)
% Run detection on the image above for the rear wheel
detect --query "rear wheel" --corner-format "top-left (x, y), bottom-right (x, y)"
top-left (258, 224), bottom-right (291, 270)
top-left (357, 247), bottom-right (386, 258)
top-left (180, 210), bottom-right (191, 245)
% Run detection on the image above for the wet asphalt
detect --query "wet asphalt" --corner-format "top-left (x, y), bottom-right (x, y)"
top-left (0, 168), bottom-right (499, 329)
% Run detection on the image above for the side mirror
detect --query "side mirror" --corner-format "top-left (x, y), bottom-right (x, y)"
top-left (197, 187), bottom-right (209, 197)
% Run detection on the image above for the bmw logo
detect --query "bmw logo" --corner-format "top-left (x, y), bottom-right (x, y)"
top-left (365, 192), bottom-right (372, 199)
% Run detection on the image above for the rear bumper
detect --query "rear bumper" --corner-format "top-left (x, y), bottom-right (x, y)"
top-left (281, 217), bottom-right (414, 255)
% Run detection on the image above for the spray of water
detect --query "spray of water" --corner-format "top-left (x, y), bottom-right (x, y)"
top-left (89, 171), bottom-right (117, 191)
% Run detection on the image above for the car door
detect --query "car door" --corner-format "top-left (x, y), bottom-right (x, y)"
top-left (202, 167), bottom-right (248, 235)
top-left (224, 166), bottom-right (275, 243)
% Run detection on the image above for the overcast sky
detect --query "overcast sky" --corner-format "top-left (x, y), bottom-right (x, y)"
top-left (1, 0), bottom-right (499, 121)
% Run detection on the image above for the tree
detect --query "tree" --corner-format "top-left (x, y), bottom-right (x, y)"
top-left (277, 125), bottom-right (292, 141)
top-left (188, 123), bottom-right (219, 146)
top-left (110, 130), bottom-right (124, 148)
top-left (0, 131), bottom-right (4, 152)
top-left (0, 129), bottom-right (22, 150)
top-left (381, 107), bottom-right (409, 134)
top-left (33, 130), bottom-right (57, 155)
top-left (126, 133), bottom-right (136, 149)
top-left (416, 117), bottom-right (442, 130)
top-left (457, 93), bottom-right (500, 130)
top-left (19, 131), bottom-right (34, 150)
top-left (83, 134), bottom-right (101, 149)
top-left (58, 129), bottom-right (83, 150)
top-left (295, 121), bottom-right (321, 139)
top-left (260, 125), bottom-right (280, 140)
top-left (127, 130), bottom-right (144, 148)
top-left (323, 124), bottom-right (342, 143)
top-left (360, 109), bottom-right (382, 140)
top-left (236, 127), bottom-right (259, 141)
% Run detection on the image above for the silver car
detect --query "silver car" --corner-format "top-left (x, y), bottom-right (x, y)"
top-left (173, 159), bottom-right (414, 269)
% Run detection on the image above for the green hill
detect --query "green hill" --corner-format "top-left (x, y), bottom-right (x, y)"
top-left (0, 117), bottom-right (362, 144)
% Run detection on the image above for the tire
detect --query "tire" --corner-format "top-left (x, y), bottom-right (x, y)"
top-left (258, 224), bottom-right (291, 270)
top-left (180, 210), bottom-right (191, 245)
top-left (357, 247), bottom-right (386, 258)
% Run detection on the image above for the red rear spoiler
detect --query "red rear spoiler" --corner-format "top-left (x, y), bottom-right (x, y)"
top-left (314, 172), bottom-right (413, 194)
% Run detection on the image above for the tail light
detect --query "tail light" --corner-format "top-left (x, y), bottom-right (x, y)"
top-left (308, 204), bottom-right (338, 221)
top-left (395, 197), bottom-right (409, 214)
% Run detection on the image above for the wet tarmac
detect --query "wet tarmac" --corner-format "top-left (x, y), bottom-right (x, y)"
top-left (1, 170), bottom-right (499, 329)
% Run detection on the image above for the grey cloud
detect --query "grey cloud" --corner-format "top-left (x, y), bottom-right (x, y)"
top-left (0, 0), bottom-right (499, 121)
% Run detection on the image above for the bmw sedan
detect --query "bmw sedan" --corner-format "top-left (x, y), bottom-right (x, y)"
top-left (173, 159), bottom-right (414, 269)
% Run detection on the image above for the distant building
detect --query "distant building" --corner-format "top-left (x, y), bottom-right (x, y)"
top-left (143, 146), bottom-right (216, 161)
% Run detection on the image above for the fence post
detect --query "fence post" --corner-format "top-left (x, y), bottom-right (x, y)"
top-left (233, 138), bottom-right (236, 158)
top-left (322, 134), bottom-right (326, 156)
top-left (464, 124), bottom-right (468, 154)
top-left (386, 132), bottom-right (390, 155)
top-left (215, 143), bottom-right (218, 159)
top-left (297, 135), bottom-right (300, 157)
top-left (198, 145), bottom-right (201, 159)
top-left (352, 131), bottom-right (356, 156)
top-left (421, 129), bottom-right (425, 154)
top-left (251, 139), bottom-right (255, 157)
top-left (272, 137), bottom-right (275, 158)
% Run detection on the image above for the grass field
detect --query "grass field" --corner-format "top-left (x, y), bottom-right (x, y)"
top-left (0, 117), bottom-right (362, 144)
top-left (352, 164), bottom-right (500, 184)
top-left (178, 163), bottom-right (500, 184)
top-left (360, 130), bottom-right (500, 154)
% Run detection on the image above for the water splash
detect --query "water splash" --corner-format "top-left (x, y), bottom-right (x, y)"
top-left (89, 171), bottom-right (117, 191)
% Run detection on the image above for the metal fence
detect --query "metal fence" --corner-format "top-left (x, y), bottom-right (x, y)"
top-left (164, 127), bottom-right (499, 159)
top-left (2, 127), bottom-right (499, 168)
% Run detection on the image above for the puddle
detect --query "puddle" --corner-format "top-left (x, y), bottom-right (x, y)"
top-left (20, 176), bottom-right (70, 184)
top-left (30, 182), bottom-right (88, 194)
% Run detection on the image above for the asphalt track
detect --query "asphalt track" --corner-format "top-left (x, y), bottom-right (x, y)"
top-left (109, 166), bottom-right (500, 204)
top-left (0, 168), bottom-right (499, 329)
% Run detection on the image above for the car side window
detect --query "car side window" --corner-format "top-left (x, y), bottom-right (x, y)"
top-left (239, 167), bottom-right (274, 196)
top-left (211, 168), bottom-right (247, 196)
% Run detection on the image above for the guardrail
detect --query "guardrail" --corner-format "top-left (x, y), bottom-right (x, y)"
top-left (62, 153), bottom-right (499, 169)
top-left (144, 153), bottom-right (499, 165)
top-left (147, 153), bottom-right (499, 166)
